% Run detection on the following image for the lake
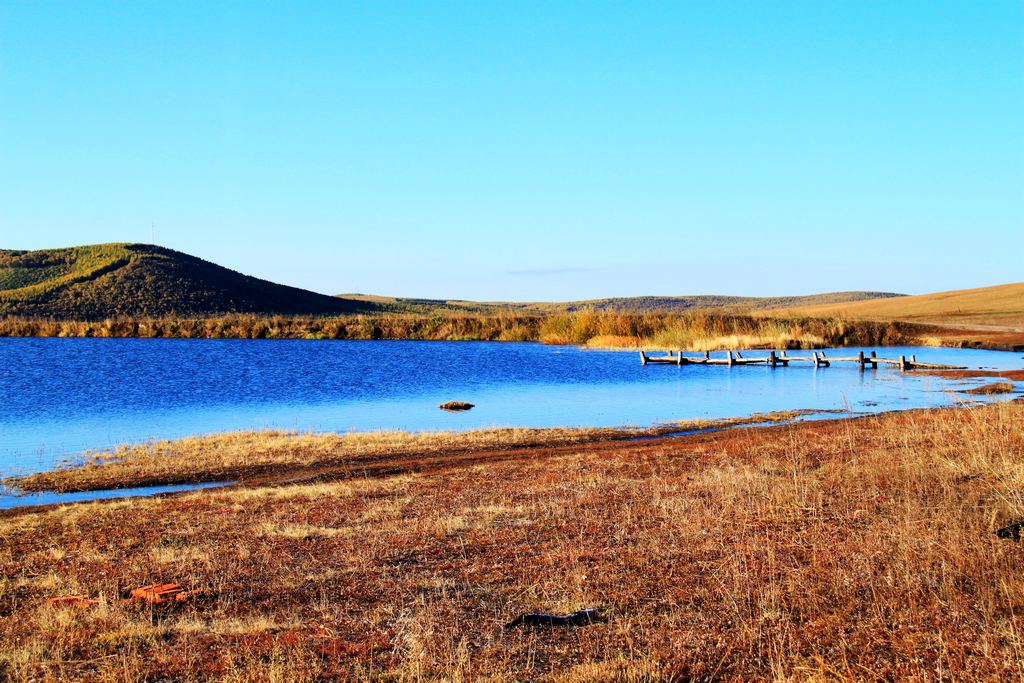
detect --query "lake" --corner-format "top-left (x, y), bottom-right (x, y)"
top-left (1, 338), bottom-right (1021, 480)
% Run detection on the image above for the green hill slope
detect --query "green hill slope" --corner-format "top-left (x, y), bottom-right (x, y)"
top-left (0, 244), bottom-right (375, 318)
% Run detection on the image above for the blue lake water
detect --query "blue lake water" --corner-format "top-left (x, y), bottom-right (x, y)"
top-left (1, 338), bottom-right (1021, 480)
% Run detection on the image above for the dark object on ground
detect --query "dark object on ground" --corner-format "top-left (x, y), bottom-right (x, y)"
top-left (997, 521), bottom-right (1023, 541)
top-left (439, 401), bottom-right (474, 411)
top-left (963, 382), bottom-right (1015, 395)
top-left (505, 608), bottom-right (606, 628)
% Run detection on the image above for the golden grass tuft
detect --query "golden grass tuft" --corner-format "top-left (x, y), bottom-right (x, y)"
top-left (963, 381), bottom-right (1016, 395)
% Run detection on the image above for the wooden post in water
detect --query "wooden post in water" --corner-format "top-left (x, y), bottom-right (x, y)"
top-left (727, 350), bottom-right (734, 367)
top-left (812, 351), bottom-right (820, 367)
top-left (869, 350), bottom-right (878, 369)
top-left (899, 355), bottom-right (907, 371)
top-left (769, 350), bottom-right (777, 367)
top-left (704, 351), bottom-right (710, 360)
top-left (640, 351), bottom-right (647, 366)
top-left (858, 351), bottom-right (865, 371)
top-left (780, 350), bottom-right (789, 366)
top-left (677, 351), bottom-right (683, 367)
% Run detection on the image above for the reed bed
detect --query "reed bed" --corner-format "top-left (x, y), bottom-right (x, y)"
top-left (1, 402), bottom-right (1023, 680)
top-left (0, 311), bottom-right (925, 350)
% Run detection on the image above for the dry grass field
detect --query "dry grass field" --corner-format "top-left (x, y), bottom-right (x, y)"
top-left (2, 401), bottom-right (1024, 681)
top-left (777, 282), bottom-right (1024, 329)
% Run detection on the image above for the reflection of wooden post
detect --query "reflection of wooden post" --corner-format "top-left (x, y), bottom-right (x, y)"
top-left (727, 350), bottom-right (734, 367)
top-left (858, 351), bottom-right (865, 371)
top-left (640, 351), bottom-right (647, 365)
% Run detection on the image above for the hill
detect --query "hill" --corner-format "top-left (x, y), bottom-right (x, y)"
top-left (339, 291), bottom-right (904, 315)
top-left (0, 242), bottom-right (907, 321)
top-left (0, 244), bottom-right (376, 319)
top-left (777, 282), bottom-right (1024, 328)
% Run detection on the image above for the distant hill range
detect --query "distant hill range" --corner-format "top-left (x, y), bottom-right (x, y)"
top-left (0, 243), bottom-right (376, 318)
top-left (1, 242), bottom-right (905, 319)
top-left (343, 292), bottom-right (906, 315)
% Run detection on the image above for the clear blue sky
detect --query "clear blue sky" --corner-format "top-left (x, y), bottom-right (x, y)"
top-left (1, 2), bottom-right (1021, 300)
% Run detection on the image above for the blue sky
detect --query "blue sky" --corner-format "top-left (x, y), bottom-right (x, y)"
top-left (1, 2), bottom-right (1021, 300)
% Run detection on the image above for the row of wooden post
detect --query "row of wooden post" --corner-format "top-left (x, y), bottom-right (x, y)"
top-left (855, 350), bottom-right (918, 371)
top-left (641, 350), bottom-right (929, 370)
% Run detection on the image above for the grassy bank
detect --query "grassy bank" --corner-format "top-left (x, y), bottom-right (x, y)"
top-left (1, 402), bottom-right (1023, 680)
top-left (5, 413), bottom-right (806, 494)
top-left (0, 311), bottom-right (930, 350)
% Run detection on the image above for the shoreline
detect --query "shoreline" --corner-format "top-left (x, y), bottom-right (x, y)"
top-left (4, 397), bottom-right (1020, 510)
top-left (1, 411), bottom-right (816, 499)
top-left (3, 350), bottom-right (1020, 506)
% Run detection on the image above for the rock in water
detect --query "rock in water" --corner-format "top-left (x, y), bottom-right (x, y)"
top-left (439, 401), bottom-right (474, 411)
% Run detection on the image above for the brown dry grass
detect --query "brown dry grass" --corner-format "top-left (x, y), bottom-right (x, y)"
top-left (5, 414), bottom-right (802, 494)
top-left (2, 402), bottom-right (1024, 680)
top-left (963, 382), bottom-right (1016, 395)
